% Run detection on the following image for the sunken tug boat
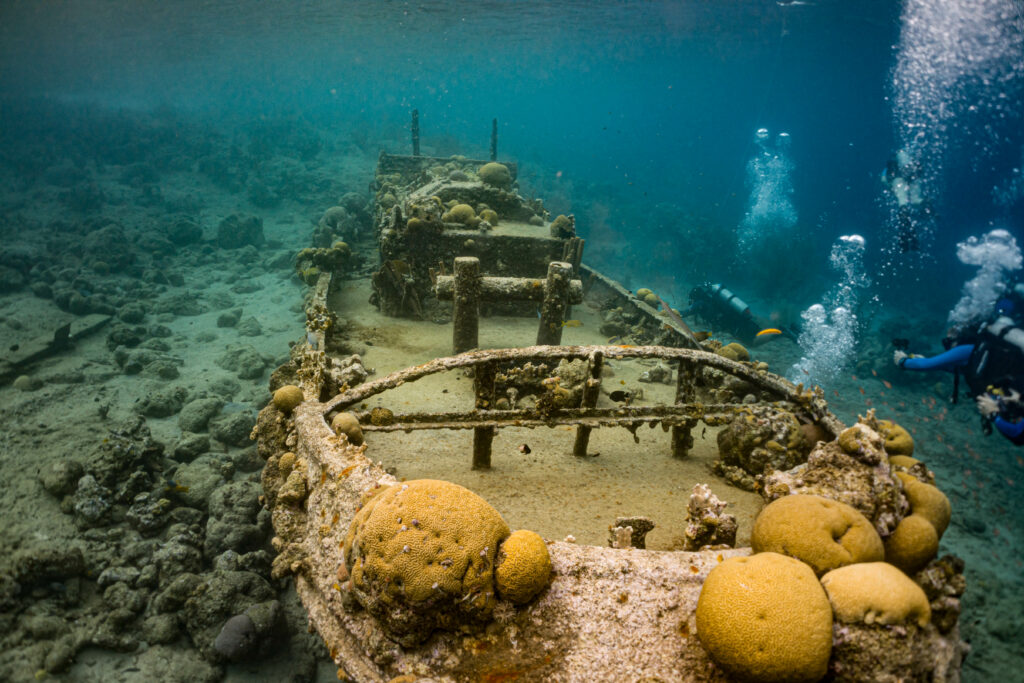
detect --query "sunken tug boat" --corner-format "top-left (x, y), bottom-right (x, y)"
top-left (256, 119), bottom-right (968, 682)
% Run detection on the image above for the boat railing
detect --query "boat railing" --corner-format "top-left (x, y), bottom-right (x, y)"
top-left (320, 343), bottom-right (842, 470)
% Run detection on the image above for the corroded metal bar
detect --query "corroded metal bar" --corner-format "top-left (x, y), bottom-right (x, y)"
top-left (537, 261), bottom-right (573, 346)
top-left (350, 402), bottom-right (742, 429)
top-left (672, 358), bottom-right (698, 458)
top-left (573, 351), bottom-right (604, 457)
top-left (323, 344), bottom-right (844, 438)
top-left (435, 274), bottom-right (583, 304)
top-left (473, 361), bottom-right (497, 469)
top-left (452, 257), bottom-right (480, 354)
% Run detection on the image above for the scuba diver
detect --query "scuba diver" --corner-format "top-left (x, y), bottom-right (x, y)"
top-left (680, 283), bottom-right (797, 344)
top-left (895, 312), bottom-right (1024, 445)
top-left (882, 148), bottom-right (934, 253)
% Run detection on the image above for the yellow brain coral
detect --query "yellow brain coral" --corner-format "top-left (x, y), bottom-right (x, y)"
top-left (330, 412), bottom-right (364, 446)
top-left (879, 419), bottom-right (914, 456)
top-left (884, 513), bottom-right (939, 574)
top-left (272, 385), bottom-right (304, 413)
top-left (888, 454), bottom-right (921, 469)
top-left (896, 472), bottom-right (951, 537)
top-left (752, 494), bottom-right (884, 576)
top-left (717, 342), bottom-right (750, 362)
top-left (821, 562), bottom-right (931, 627)
top-left (495, 529), bottom-right (552, 604)
top-left (478, 162), bottom-right (512, 188)
top-left (344, 478), bottom-right (510, 611)
top-left (696, 552), bottom-right (833, 682)
top-left (442, 203), bottom-right (477, 225)
top-left (479, 208), bottom-right (499, 225)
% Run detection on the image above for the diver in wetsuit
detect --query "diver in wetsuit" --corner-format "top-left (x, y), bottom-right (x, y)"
top-left (895, 314), bottom-right (1024, 445)
top-left (882, 149), bottom-right (933, 253)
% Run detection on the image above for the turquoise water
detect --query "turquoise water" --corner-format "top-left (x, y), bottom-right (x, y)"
top-left (0, 1), bottom-right (1022, 680)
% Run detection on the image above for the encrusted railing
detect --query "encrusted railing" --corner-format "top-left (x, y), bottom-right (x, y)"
top-left (322, 344), bottom-right (843, 469)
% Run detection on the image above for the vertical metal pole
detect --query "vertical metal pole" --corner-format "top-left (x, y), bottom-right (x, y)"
top-left (411, 109), bottom-right (420, 157)
top-left (452, 257), bottom-right (480, 354)
top-left (490, 118), bottom-right (498, 161)
top-left (573, 351), bottom-right (603, 457)
top-left (672, 358), bottom-right (697, 458)
top-left (536, 261), bottom-right (572, 346)
top-left (473, 361), bottom-right (496, 470)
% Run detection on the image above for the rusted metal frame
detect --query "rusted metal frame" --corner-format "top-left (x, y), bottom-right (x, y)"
top-left (672, 358), bottom-right (698, 458)
top-left (322, 344), bottom-right (842, 437)
top-left (573, 350), bottom-right (604, 457)
top-left (350, 402), bottom-right (744, 429)
top-left (473, 361), bottom-right (497, 469)
top-left (437, 256), bottom-right (584, 354)
top-left (536, 261), bottom-right (573, 346)
top-left (435, 274), bottom-right (584, 304)
top-left (452, 256), bottom-right (481, 353)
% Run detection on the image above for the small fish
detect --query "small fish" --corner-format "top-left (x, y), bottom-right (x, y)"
top-left (606, 335), bottom-right (625, 344)
top-left (561, 319), bottom-right (583, 328)
top-left (883, 380), bottom-right (893, 389)
top-left (8, 344), bottom-right (17, 352)
top-left (756, 328), bottom-right (782, 338)
top-left (164, 479), bottom-right (190, 494)
top-left (518, 443), bottom-right (531, 454)
top-left (693, 331), bottom-right (712, 341)
top-left (609, 390), bottom-right (630, 402)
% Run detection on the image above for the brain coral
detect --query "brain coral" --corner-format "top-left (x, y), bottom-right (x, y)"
top-left (477, 162), bottom-right (512, 188)
top-left (888, 454), bottom-right (921, 469)
top-left (330, 412), bottom-right (364, 446)
top-left (442, 203), bottom-right (478, 226)
top-left (696, 552), bottom-right (833, 682)
top-left (884, 513), bottom-right (939, 574)
top-left (717, 342), bottom-right (750, 362)
top-left (878, 419), bottom-right (914, 456)
top-left (896, 473), bottom-right (950, 537)
top-left (751, 494), bottom-right (884, 576)
top-left (495, 529), bottom-right (552, 604)
top-left (820, 562), bottom-right (931, 627)
top-left (272, 385), bottom-right (304, 413)
top-left (343, 479), bottom-right (511, 645)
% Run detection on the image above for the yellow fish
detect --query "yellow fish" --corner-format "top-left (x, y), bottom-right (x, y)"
top-left (561, 319), bottom-right (583, 328)
top-left (756, 328), bottom-right (783, 337)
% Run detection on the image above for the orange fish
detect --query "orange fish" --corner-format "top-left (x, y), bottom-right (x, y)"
top-left (871, 369), bottom-right (878, 377)
top-left (756, 328), bottom-right (782, 337)
top-left (858, 387), bottom-right (865, 395)
top-left (883, 380), bottom-right (893, 389)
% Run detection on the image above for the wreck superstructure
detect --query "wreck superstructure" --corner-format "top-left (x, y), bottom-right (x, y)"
top-left (257, 123), bottom-right (967, 682)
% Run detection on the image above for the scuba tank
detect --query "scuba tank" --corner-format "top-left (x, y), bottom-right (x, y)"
top-left (705, 284), bottom-right (751, 318)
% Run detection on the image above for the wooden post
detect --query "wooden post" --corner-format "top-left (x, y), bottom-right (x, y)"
top-left (411, 109), bottom-right (420, 156)
top-left (672, 358), bottom-right (697, 458)
top-left (452, 257), bottom-right (480, 354)
top-left (561, 238), bottom-right (585, 319)
top-left (573, 351), bottom-right (603, 457)
top-left (473, 361), bottom-right (496, 470)
top-left (537, 261), bottom-right (572, 346)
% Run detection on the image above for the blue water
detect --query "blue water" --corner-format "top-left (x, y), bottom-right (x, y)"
top-left (1, 0), bottom-right (1023, 680)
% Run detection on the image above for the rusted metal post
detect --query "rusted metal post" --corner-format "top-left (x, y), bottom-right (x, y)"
top-left (672, 358), bottom-right (697, 458)
top-left (411, 110), bottom-right (420, 156)
top-left (490, 118), bottom-right (498, 161)
top-left (452, 257), bottom-right (480, 354)
top-left (562, 238), bottom-right (585, 318)
top-left (573, 351), bottom-right (603, 457)
top-left (473, 361), bottom-right (496, 469)
top-left (537, 261), bottom-right (572, 346)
